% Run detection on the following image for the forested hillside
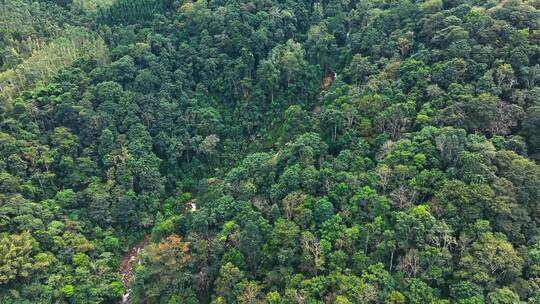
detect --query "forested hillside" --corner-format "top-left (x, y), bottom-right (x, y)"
top-left (0, 0), bottom-right (539, 303)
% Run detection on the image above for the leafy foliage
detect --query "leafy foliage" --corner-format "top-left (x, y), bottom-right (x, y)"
top-left (1, 0), bottom-right (540, 303)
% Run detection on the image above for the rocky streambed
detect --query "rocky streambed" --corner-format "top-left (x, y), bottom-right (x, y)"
top-left (119, 236), bottom-right (150, 303)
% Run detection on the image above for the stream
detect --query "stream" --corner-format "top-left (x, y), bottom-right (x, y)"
top-left (118, 236), bottom-right (150, 303)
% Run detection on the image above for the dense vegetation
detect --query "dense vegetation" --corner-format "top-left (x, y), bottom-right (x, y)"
top-left (0, 0), bottom-right (539, 303)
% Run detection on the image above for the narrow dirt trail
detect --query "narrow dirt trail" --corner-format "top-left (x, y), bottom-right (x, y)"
top-left (119, 235), bottom-right (150, 303)
top-left (312, 70), bottom-right (337, 114)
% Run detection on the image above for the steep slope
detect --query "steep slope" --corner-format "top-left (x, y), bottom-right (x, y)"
top-left (0, 0), bottom-right (539, 303)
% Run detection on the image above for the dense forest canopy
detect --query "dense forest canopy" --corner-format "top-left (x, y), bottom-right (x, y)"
top-left (0, 0), bottom-right (540, 303)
